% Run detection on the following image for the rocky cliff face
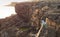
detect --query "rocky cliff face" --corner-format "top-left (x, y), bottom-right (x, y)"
top-left (40, 0), bottom-right (60, 3)
top-left (0, 14), bottom-right (35, 37)
top-left (0, 1), bottom-right (60, 37)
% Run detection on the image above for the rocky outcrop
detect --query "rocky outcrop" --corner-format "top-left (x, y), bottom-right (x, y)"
top-left (0, 14), bottom-right (35, 37)
top-left (1, 1), bottom-right (60, 37)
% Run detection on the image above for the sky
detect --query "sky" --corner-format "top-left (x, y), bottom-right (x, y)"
top-left (0, 6), bottom-right (16, 19)
top-left (0, 0), bottom-right (31, 19)
top-left (0, 0), bottom-right (33, 5)
top-left (0, 0), bottom-right (33, 19)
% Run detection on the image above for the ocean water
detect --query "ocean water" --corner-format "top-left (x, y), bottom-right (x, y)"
top-left (0, 6), bottom-right (16, 19)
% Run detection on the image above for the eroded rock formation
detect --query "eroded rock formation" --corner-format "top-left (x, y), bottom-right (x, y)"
top-left (0, 1), bottom-right (60, 37)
